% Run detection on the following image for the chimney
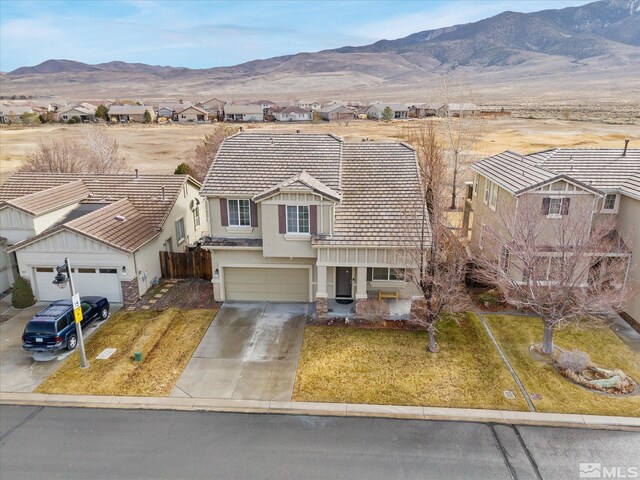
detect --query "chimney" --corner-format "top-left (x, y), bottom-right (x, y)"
top-left (161, 186), bottom-right (165, 200)
top-left (623, 139), bottom-right (629, 156)
top-left (135, 168), bottom-right (139, 179)
top-left (296, 129), bottom-right (300, 133)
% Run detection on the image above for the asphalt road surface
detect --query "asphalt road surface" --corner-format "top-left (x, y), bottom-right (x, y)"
top-left (0, 405), bottom-right (638, 480)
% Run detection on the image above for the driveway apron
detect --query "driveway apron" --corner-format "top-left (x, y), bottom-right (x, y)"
top-left (172, 302), bottom-right (308, 401)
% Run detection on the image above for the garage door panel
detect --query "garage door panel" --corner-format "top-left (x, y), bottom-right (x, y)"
top-left (34, 267), bottom-right (122, 303)
top-left (224, 267), bottom-right (309, 302)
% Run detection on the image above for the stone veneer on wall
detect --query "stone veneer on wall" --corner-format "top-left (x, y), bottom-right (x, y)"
top-left (120, 278), bottom-right (139, 305)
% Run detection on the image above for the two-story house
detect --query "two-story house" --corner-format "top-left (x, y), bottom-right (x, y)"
top-left (468, 146), bottom-right (639, 323)
top-left (200, 133), bottom-right (425, 316)
top-left (0, 172), bottom-right (207, 304)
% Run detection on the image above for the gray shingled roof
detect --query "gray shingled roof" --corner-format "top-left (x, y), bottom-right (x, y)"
top-left (108, 105), bottom-right (151, 115)
top-left (529, 148), bottom-right (640, 200)
top-left (201, 133), bottom-right (343, 196)
top-left (224, 105), bottom-right (264, 115)
top-left (473, 148), bottom-right (640, 200)
top-left (471, 151), bottom-right (558, 194)
top-left (313, 143), bottom-right (426, 247)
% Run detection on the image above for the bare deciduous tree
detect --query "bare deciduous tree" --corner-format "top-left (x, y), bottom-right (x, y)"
top-left (85, 129), bottom-right (127, 173)
top-left (21, 138), bottom-right (86, 173)
top-left (21, 129), bottom-right (127, 174)
top-left (438, 76), bottom-right (485, 210)
top-left (474, 195), bottom-right (632, 355)
top-left (189, 124), bottom-right (239, 181)
top-left (401, 122), bottom-right (470, 352)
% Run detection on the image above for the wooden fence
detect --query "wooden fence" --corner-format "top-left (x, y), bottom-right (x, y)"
top-left (159, 249), bottom-right (212, 280)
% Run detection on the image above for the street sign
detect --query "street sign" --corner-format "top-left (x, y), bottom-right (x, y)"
top-left (71, 293), bottom-right (82, 323)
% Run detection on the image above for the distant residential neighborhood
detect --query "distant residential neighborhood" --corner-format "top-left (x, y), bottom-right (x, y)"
top-left (0, 97), bottom-right (486, 125)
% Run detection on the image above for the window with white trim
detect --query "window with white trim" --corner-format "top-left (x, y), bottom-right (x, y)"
top-left (500, 246), bottom-right (510, 271)
top-left (548, 198), bottom-right (562, 216)
top-left (473, 175), bottom-right (478, 197)
top-left (367, 267), bottom-right (406, 281)
top-left (483, 179), bottom-right (490, 204)
top-left (479, 223), bottom-right (486, 250)
top-left (228, 199), bottom-right (250, 226)
top-left (489, 181), bottom-right (498, 211)
top-left (602, 193), bottom-right (618, 213)
top-left (286, 205), bottom-right (309, 233)
top-left (193, 204), bottom-right (201, 228)
top-left (175, 218), bottom-right (185, 244)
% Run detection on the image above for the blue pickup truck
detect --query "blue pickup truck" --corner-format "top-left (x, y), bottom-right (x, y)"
top-left (22, 296), bottom-right (110, 353)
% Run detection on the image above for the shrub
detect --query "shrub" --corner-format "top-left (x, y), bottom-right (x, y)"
top-left (478, 290), bottom-right (502, 306)
top-left (12, 276), bottom-right (36, 308)
top-left (357, 299), bottom-right (389, 322)
top-left (557, 350), bottom-right (591, 374)
top-left (174, 162), bottom-right (192, 175)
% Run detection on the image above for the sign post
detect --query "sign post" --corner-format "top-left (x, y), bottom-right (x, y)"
top-left (66, 259), bottom-right (88, 368)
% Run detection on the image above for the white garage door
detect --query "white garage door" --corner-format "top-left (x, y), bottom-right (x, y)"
top-left (34, 267), bottom-right (123, 303)
top-left (224, 267), bottom-right (310, 302)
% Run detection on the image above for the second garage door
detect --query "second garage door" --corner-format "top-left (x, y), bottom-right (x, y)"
top-left (34, 267), bottom-right (123, 303)
top-left (224, 267), bottom-right (310, 302)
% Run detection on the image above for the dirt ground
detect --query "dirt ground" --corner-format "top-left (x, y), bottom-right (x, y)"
top-left (1, 118), bottom-right (638, 181)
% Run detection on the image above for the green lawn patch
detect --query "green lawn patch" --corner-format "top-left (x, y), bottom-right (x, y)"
top-left (37, 308), bottom-right (216, 397)
top-left (484, 314), bottom-right (640, 417)
top-left (293, 312), bottom-right (529, 410)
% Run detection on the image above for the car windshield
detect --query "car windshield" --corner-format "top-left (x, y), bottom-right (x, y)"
top-left (24, 321), bottom-right (57, 335)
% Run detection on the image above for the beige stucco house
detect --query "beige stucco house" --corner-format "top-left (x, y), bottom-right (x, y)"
top-left (1, 172), bottom-right (206, 305)
top-left (200, 133), bottom-right (426, 316)
top-left (467, 146), bottom-right (639, 323)
top-left (108, 105), bottom-right (156, 123)
top-left (176, 105), bottom-right (209, 123)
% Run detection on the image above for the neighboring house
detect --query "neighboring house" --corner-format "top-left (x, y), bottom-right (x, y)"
top-left (407, 103), bottom-right (446, 118)
top-left (0, 173), bottom-right (206, 305)
top-left (317, 105), bottom-right (355, 121)
top-left (224, 105), bottom-right (264, 122)
top-left (58, 102), bottom-right (98, 122)
top-left (157, 102), bottom-right (192, 121)
top-left (108, 105), bottom-right (156, 123)
top-left (467, 146), bottom-right (640, 323)
top-left (251, 100), bottom-right (278, 115)
top-left (296, 100), bottom-right (321, 111)
top-left (273, 106), bottom-right (312, 122)
top-left (0, 236), bottom-right (10, 293)
top-left (176, 105), bottom-right (209, 123)
top-left (447, 103), bottom-right (478, 116)
top-left (197, 98), bottom-right (225, 119)
top-left (366, 103), bottom-right (409, 120)
top-left (0, 105), bottom-right (35, 124)
top-left (200, 133), bottom-right (426, 316)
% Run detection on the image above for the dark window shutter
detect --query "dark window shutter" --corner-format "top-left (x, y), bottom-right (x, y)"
top-left (278, 205), bottom-right (286, 234)
top-left (310, 205), bottom-right (318, 235)
top-left (541, 197), bottom-right (550, 215)
top-left (561, 198), bottom-right (570, 215)
top-left (250, 200), bottom-right (258, 227)
top-left (219, 198), bottom-right (228, 226)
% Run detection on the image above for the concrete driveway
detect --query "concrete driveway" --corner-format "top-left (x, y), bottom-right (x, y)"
top-left (172, 302), bottom-right (308, 401)
top-left (0, 300), bottom-right (119, 393)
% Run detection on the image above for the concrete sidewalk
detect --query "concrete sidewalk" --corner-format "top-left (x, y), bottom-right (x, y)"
top-left (2, 391), bottom-right (639, 431)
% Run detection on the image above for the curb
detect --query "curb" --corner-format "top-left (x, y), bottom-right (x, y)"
top-left (2, 392), bottom-right (639, 431)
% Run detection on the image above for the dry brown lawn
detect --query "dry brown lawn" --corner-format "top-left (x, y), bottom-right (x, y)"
top-left (484, 314), bottom-right (640, 417)
top-left (36, 308), bottom-right (216, 397)
top-left (292, 313), bottom-right (529, 410)
top-left (2, 118), bottom-right (638, 181)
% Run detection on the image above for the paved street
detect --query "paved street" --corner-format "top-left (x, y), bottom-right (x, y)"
top-left (172, 303), bottom-right (307, 401)
top-left (1, 405), bottom-right (638, 480)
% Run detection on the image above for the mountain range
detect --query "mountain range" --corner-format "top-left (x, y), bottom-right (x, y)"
top-left (2, 0), bottom-right (639, 102)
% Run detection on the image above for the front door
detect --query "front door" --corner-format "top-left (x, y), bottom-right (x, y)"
top-left (335, 267), bottom-right (352, 298)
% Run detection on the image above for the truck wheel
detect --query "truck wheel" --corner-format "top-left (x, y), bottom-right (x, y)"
top-left (67, 334), bottom-right (77, 351)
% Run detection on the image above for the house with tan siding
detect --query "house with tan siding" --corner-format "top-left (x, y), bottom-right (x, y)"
top-left (467, 145), bottom-right (640, 323)
top-left (200, 133), bottom-right (426, 317)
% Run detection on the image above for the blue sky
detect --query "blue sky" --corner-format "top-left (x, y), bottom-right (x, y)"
top-left (0, 0), bottom-right (592, 72)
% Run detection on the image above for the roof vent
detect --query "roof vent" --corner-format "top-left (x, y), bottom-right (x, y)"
top-left (135, 168), bottom-right (139, 179)
top-left (114, 215), bottom-right (126, 222)
top-left (161, 186), bottom-right (166, 200)
top-left (623, 139), bottom-right (629, 156)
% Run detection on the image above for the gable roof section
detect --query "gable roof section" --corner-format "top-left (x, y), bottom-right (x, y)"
top-left (252, 170), bottom-right (342, 203)
top-left (177, 105), bottom-right (207, 115)
top-left (2, 180), bottom-right (91, 216)
top-left (313, 142), bottom-right (427, 247)
top-left (224, 105), bottom-right (263, 115)
top-left (108, 105), bottom-right (152, 115)
top-left (530, 148), bottom-right (640, 200)
top-left (201, 133), bottom-right (343, 196)
top-left (8, 198), bottom-right (158, 254)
